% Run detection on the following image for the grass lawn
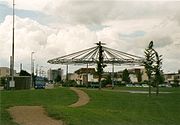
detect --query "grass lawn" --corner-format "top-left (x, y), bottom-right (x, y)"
top-left (0, 87), bottom-right (180, 125)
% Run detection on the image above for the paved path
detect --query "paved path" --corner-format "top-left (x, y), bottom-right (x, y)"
top-left (8, 106), bottom-right (64, 125)
top-left (69, 87), bottom-right (90, 107)
top-left (102, 89), bottom-right (171, 94)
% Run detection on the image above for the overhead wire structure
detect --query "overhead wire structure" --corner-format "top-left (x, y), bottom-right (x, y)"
top-left (47, 42), bottom-right (144, 65)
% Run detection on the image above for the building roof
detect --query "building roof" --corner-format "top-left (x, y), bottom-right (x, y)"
top-left (75, 68), bottom-right (96, 74)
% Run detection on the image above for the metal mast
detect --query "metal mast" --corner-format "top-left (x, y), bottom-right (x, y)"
top-left (10, 0), bottom-right (15, 88)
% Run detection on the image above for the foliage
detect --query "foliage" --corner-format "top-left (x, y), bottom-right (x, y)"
top-left (55, 74), bottom-right (61, 82)
top-left (62, 80), bottom-right (77, 87)
top-left (101, 75), bottom-right (112, 87)
top-left (143, 41), bottom-right (163, 96)
top-left (136, 71), bottom-right (143, 83)
top-left (172, 79), bottom-right (180, 87)
top-left (96, 43), bottom-right (107, 89)
top-left (122, 69), bottom-right (131, 83)
top-left (143, 41), bottom-right (155, 81)
top-left (0, 77), bottom-right (7, 86)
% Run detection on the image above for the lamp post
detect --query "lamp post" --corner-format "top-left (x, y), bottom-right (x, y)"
top-left (9, 0), bottom-right (15, 89)
top-left (31, 52), bottom-right (35, 88)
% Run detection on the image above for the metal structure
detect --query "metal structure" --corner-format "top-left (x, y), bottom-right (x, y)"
top-left (47, 41), bottom-right (144, 65)
top-left (9, 0), bottom-right (15, 89)
top-left (48, 41), bottom-right (144, 89)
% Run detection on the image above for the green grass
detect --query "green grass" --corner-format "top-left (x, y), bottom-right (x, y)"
top-left (0, 88), bottom-right (77, 125)
top-left (0, 87), bottom-right (180, 125)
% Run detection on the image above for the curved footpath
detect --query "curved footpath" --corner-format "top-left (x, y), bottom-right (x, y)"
top-left (7, 87), bottom-right (90, 125)
top-left (69, 87), bottom-right (90, 107)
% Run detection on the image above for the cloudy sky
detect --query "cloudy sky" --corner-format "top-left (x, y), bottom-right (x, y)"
top-left (0, 0), bottom-right (180, 75)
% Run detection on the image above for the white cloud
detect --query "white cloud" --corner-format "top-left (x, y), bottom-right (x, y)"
top-left (1, 0), bottom-right (180, 73)
top-left (0, 15), bottom-right (98, 72)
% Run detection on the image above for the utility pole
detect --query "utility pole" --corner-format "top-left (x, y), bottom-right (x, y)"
top-left (86, 63), bottom-right (88, 88)
top-left (112, 62), bottom-right (115, 89)
top-left (10, 0), bottom-right (15, 89)
top-left (31, 52), bottom-right (35, 88)
top-left (66, 64), bottom-right (69, 81)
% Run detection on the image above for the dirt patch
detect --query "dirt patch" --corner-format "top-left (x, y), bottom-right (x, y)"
top-left (8, 106), bottom-right (64, 125)
top-left (69, 87), bottom-right (90, 107)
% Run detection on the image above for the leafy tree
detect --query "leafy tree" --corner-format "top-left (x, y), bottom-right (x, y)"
top-left (153, 50), bottom-right (163, 96)
top-left (122, 69), bottom-right (131, 84)
top-left (136, 71), bottom-right (143, 83)
top-left (0, 77), bottom-right (6, 86)
top-left (96, 42), bottom-right (106, 89)
top-left (55, 74), bottom-right (61, 82)
top-left (143, 41), bottom-right (155, 96)
top-left (144, 41), bottom-right (164, 96)
top-left (101, 74), bottom-right (112, 87)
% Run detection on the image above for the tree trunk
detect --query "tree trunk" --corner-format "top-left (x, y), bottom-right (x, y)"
top-left (148, 76), bottom-right (152, 97)
top-left (149, 81), bottom-right (151, 96)
top-left (156, 81), bottom-right (159, 96)
top-left (98, 75), bottom-right (102, 90)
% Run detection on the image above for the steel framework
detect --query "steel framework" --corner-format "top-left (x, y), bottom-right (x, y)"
top-left (47, 41), bottom-right (144, 65)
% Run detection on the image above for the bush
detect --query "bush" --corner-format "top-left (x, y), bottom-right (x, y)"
top-left (62, 80), bottom-right (77, 87)
top-left (0, 77), bottom-right (7, 86)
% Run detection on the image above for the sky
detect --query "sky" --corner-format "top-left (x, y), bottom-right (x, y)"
top-left (0, 0), bottom-right (180, 75)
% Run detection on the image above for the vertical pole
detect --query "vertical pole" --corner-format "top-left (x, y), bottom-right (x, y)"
top-left (10, 0), bottom-right (15, 89)
top-left (20, 63), bottom-right (22, 71)
top-left (112, 63), bottom-right (114, 89)
top-left (66, 64), bottom-right (68, 81)
top-left (31, 52), bottom-right (35, 88)
top-left (86, 63), bottom-right (88, 88)
top-left (35, 64), bottom-right (38, 76)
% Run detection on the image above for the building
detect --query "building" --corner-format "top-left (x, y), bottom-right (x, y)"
top-left (0, 67), bottom-right (16, 77)
top-left (62, 73), bottom-right (78, 82)
top-left (74, 68), bottom-right (96, 85)
top-left (164, 70), bottom-right (180, 84)
top-left (128, 68), bottom-right (148, 83)
top-left (47, 68), bottom-right (63, 82)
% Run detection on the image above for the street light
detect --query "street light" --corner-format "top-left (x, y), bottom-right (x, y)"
top-left (31, 52), bottom-right (35, 88)
top-left (9, 0), bottom-right (15, 89)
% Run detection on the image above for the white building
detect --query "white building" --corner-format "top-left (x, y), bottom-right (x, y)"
top-left (47, 68), bottom-right (63, 82)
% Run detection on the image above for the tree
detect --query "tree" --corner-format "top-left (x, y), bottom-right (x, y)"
top-left (153, 50), bottom-right (163, 96)
top-left (122, 69), bottom-right (131, 84)
top-left (136, 70), bottom-right (143, 83)
top-left (101, 74), bottom-right (112, 87)
top-left (55, 74), bottom-right (61, 82)
top-left (143, 41), bottom-right (155, 96)
top-left (96, 41), bottom-right (106, 90)
top-left (144, 41), bottom-right (164, 96)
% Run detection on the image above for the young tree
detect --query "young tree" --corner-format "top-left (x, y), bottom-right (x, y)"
top-left (143, 41), bottom-right (155, 96)
top-left (136, 70), bottom-right (143, 83)
top-left (122, 69), bottom-right (131, 84)
top-left (154, 51), bottom-right (163, 96)
top-left (55, 74), bottom-right (61, 82)
top-left (96, 42), bottom-right (106, 90)
top-left (144, 41), bottom-right (164, 96)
